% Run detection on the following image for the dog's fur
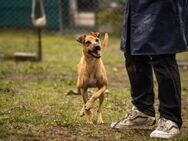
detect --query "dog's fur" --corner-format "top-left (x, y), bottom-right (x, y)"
top-left (76, 32), bottom-right (109, 124)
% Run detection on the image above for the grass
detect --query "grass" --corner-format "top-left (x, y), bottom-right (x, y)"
top-left (0, 30), bottom-right (188, 141)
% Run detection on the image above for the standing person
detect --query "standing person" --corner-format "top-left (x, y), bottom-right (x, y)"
top-left (111, 0), bottom-right (188, 139)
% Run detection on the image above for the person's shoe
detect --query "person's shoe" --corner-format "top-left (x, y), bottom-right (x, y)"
top-left (150, 118), bottom-right (180, 139)
top-left (111, 106), bottom-right (156, 129)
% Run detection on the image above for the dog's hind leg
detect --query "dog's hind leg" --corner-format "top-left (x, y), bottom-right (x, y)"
top-left (80, 106), bottom-right (93, 124)
top-left (97, 94), bottom-right (104, 124)
top-left (86, 110), bottom-right (93, 124)
top-left (79, 88), bottom-right (93, 124)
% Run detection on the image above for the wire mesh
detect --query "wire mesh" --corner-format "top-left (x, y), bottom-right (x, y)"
top-left (0, 0), bottom-right (127, 59)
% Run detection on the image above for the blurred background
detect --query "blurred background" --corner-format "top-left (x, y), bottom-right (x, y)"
top-left (0, 0), bottom-right (127, 59)
top-left (0, 1), bottom-right (188, 140)
top-left (0, 0), bottom-right (126, 33)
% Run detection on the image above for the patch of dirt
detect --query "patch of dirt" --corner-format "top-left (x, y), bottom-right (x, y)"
top-left (7, 74), bottom-right (34, 82)
top-left (38, 127), bottom-right (73, 141)
top-left (12, 127), bottom-right (73, 141)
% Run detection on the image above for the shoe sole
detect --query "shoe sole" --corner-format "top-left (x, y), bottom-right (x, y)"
top-left (150, 131), bottom-right (180, 139)
top-left (111, 122), bottom-right (156, 130)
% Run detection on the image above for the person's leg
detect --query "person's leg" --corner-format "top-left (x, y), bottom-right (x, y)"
top-left (151, 54), bottom-right (182, 128)
top-left (111, 54), bottom-right (156, 129)
top-left (125, 53), bottom-right (155, 117)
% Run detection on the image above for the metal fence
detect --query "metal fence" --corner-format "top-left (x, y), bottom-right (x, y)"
top-left (0, 0), bottom-right (127, 60)
top-left (0, 0), bottom-right (127, 33)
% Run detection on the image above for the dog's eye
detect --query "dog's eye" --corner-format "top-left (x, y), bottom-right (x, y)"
top-left (85, 41), bottom-right (91, 46)
top-left (95, 39), bottom-right (99, 42)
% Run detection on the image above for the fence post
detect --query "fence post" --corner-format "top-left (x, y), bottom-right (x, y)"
top-left (59, 0), bottom-right (63, 34)
top-left (69, 0), bottom-right (78, 27)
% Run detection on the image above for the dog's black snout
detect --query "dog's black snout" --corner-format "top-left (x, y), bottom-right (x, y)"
top-left (94, 45), bottom-right (101, 50)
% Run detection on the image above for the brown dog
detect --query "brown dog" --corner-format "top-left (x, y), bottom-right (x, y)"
top-left (76, 32), bottom-right (109, 124)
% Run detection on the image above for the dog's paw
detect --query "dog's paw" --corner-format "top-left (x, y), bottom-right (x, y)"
top-left (80, 106), bottom-right (85, 117)
top-left (97, 113), bottom-right (104, 124)
top-left (87, 121), bottom-right (94, 124)
top-left (105, 89), bottom-right (110, 94)
top-left (84, 101), bottom-right (93, 110)
top-left (97, 119), bottom-right (104, 124)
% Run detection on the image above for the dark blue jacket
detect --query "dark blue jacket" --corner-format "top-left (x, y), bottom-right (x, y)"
top-left (120, 0), bottom-right (188, 55)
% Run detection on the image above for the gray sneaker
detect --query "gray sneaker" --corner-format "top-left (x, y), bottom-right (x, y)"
top-left (150, 118), bottom-right (180, 139)
top-left (111, 106), bottom-right (156, 129)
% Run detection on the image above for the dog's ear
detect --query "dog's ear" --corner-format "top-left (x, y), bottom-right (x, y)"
top-left (95, 32), bottom-right (100, 38)
top-left (90, 32), bottom-right (100, 38)
top-left (102, 33), bottom-right (109, 51)
top-left (76, 35), bottom-right (86, 44)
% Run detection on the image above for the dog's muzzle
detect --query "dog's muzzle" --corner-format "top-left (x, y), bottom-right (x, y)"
top-left (88, 44), bottom-right (101, 59)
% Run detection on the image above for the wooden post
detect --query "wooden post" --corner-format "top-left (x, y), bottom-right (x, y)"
top-left (38, 28), bottom-right (42, 61)
top-left (13, 0), bottom-right (45, 62)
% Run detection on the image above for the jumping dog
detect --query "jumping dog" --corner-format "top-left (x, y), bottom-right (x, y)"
top-left (76, 32), bottom-right (109, 124)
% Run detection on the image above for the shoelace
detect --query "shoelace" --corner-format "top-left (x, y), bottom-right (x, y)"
top-left (157, 118), bottom-right (168, 131)
top-left (123, 110), bottom-right (138, 120)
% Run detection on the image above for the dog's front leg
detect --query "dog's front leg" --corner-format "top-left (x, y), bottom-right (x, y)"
top-left (84, 86), bottom-right (107, 110)
top-left (79, 88), bottom-right (93, 124)
top-left (79, 88), bottom-right (88, 104)
top-left (79, 88), bottom-right (88, 117)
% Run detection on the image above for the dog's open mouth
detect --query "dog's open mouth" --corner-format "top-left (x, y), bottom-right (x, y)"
top-left (89, 49), bottom-right (101, 58)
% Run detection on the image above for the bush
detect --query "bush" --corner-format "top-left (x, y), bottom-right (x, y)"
top-left (96, 0), bottom-right (127, 35)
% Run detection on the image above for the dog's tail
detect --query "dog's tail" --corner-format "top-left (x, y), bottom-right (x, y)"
top-left (102, 33), bottom-right (109, 51)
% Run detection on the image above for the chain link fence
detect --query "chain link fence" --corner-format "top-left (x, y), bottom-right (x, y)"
top-left (0, 0), bottom-right (127, 59)
top-left (0, 0), bottom-right (127, 33)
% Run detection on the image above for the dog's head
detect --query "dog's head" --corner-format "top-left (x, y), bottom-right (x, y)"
top-left (77, 32), bottom-right (108, 59)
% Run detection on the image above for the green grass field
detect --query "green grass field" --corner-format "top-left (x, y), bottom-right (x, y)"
top-left (0, 30), bottom-right (188, 141)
